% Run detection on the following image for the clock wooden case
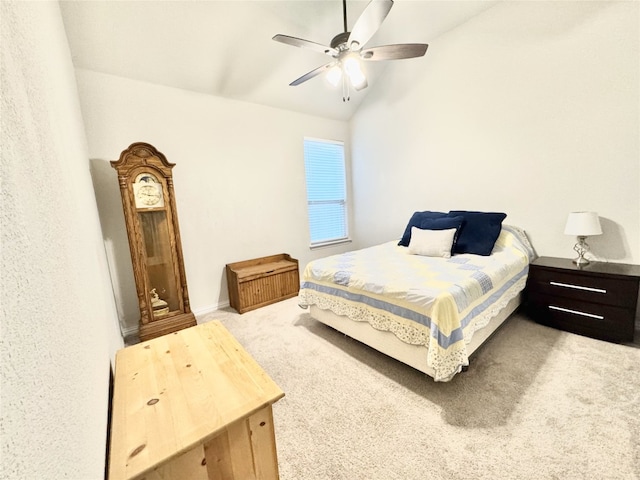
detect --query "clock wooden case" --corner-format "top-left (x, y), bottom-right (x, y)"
top-left (111, 142), bottom-right (196, 341)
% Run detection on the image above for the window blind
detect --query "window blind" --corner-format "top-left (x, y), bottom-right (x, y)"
top-left (303, 138), bottom-right (348, 246)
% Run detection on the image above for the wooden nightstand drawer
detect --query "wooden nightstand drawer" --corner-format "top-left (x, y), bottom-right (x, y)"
top-left (528, 292), bottom-right (634, 342)
top-left (526, 256), bottom-right (640, 343)
top-left (528, 268), bottom-right (638, 308)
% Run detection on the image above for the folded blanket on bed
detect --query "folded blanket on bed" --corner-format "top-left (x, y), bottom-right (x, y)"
top-left (298, 226), bottom-right (535, 381)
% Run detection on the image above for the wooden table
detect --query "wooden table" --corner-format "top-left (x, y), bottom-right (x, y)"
top-left (109, 320), bottom-right (285, 480)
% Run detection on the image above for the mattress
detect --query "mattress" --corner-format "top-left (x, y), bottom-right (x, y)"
top-left (298, 225), bottom-right (535, 381)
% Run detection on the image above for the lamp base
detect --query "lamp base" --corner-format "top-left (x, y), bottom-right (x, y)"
top-left (572, 236), bottom-right (590, 266)
top-left (572, 256), bottom-right (590, 266)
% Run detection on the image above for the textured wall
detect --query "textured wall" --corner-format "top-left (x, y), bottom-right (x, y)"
top-left (1, 1), bottom-right (123, 478)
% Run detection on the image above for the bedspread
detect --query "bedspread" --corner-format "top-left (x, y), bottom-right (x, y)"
top-left (298, 226), bottom-right (535, 381)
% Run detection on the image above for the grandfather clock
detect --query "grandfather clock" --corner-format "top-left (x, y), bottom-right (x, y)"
top-left (111, 142), bottom-right (196, 341)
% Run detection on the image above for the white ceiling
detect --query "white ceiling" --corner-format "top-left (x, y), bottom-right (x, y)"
top-left (60, 0), bottom-right (498, 121)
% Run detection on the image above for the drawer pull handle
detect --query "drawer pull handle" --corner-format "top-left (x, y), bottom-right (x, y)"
top-left (549, 281), bottom-right (606, 294)
top-left (549, 305), bottom-right (604, 320)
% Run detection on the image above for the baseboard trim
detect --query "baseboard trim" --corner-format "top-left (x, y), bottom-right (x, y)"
top-left (121, 324), bottom-right (138, 339)
top-left (120, 301), bottom-right (231, 342)
top-left (194, 301), bottom-right (230, 320)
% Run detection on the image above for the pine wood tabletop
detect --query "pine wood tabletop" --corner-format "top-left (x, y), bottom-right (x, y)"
top-left (109, 320), bottom-right (284, 480)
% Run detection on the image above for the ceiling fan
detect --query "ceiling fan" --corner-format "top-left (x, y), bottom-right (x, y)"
top-left (273, 0), bottom-right (428, 101)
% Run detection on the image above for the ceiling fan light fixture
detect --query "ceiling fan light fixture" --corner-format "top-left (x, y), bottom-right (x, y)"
top-left (273, 0), bottom-right (428, 99)
top-left (344, 56), bottom-right (366, 89)
top-left (326, 65), bottom-right (343, 87)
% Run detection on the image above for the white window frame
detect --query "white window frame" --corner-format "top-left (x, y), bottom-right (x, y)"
top-left (303, 137), bottom-right (350, 249)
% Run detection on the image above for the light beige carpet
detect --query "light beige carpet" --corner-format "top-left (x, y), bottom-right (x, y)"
top-left (202, 298), bottom-right (640, 480)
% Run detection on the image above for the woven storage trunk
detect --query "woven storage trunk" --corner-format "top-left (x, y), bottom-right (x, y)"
top-left (226, 253), bottom-right (299, 313)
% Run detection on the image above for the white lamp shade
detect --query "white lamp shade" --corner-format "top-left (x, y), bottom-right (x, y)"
top-left (564, 211), bottom-right (602, 236)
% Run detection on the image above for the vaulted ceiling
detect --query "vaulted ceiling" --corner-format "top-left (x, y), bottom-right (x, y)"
top-left (60, 0), bottom-right (498, 121)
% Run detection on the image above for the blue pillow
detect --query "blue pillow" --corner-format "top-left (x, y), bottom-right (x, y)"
top-left (398, 211), bottom-right (448, 246)
top-left (449, 210), bottom-right (507, 256)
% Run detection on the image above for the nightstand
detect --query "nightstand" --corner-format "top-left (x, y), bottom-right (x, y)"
top-left (526, 256), bottom-right (640, 343)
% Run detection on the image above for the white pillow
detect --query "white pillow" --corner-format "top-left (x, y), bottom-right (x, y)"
top-left (408, 227), bottom-right (457, 258)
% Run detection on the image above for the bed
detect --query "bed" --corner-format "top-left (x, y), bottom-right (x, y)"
top-left (298, 211), bottom-right (536, 382)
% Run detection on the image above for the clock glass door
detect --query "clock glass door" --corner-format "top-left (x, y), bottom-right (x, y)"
top-left (138, 210), bottom-right (181, 318)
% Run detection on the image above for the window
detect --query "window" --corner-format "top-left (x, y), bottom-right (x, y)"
top-left (303, 138), bottom-right (349, 247)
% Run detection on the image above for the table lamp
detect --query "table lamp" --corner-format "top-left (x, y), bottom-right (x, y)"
top-left (564, 211), bottom-right (602, 266)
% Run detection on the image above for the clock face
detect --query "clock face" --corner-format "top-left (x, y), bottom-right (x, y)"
top-left (133, 174), bottom-right (164, 208)
top-left (137, 184), bottom-right (162, 206)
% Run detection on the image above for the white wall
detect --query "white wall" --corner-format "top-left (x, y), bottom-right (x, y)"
top-left (75, 70), bottom-right (352, 336)
top-left (67, 0), bottom-right (640, 341)
top-left (0, 1), bottom-right (122, 478)
top-left (351, 1), bottom-right (639, 264)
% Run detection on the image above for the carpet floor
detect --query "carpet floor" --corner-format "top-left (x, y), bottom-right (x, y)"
top-left (202, 298), bottom-right (640, 480)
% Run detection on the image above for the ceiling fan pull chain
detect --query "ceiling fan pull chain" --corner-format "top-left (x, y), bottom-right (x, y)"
top-left (343, 74), bottom-right (350, 102)
top-left (342, 74), bottom-right (346, 102)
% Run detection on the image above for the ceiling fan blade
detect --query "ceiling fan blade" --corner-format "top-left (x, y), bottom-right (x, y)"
top-left (290, 62), bottom-right (337, 86)
top-left (361, 43), bottom-right (428, 61)
top-left (347, 0), bottom-right (394, 51)
top-left (272, 34), bottom-right (338, 57)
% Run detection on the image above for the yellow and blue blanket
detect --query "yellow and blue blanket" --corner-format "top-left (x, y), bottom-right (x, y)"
top-left (298, 226), bottom-right (535, 381)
